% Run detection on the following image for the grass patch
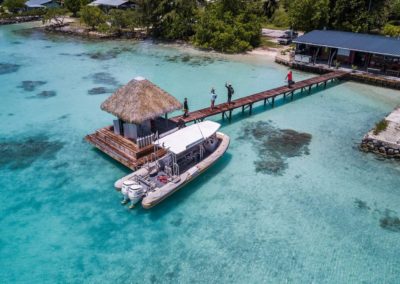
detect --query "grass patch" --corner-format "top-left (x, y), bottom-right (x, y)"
top-left (373, 119), bottom-right (389, 135)
top-left (260, 37), bottom-right (280, 49)
top-left (261, 22), bottom-right (288, 30)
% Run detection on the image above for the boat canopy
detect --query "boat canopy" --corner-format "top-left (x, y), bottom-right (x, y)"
top-left (155, 121), bottom-right (220, 155)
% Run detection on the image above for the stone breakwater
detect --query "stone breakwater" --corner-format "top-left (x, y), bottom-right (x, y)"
top-left (360, 107), bottom-right (400, 159)
top-left (0, 16), bottom-right (42, 25)
top-left (360, 138), bottom-right (400, 158)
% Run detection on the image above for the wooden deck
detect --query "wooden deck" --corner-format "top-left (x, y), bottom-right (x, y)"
top-left (86, 71), bottom-right (347, 170)
top-left (85, 126), bottom-right (166, 170)
top-left (171, 71), bottom-right (348, 123)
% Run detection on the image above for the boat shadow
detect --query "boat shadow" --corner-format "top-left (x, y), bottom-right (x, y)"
top-left (135, 152), bottom-right (233, 219)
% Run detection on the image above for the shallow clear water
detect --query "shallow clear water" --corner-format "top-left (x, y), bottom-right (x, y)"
top-left (1, 23), bottom-right (400, 283)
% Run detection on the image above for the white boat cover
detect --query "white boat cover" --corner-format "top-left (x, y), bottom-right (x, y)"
top-left (155, 121), bottom-right (220, 155)
top-left (88, 0), bottom-right (128, 7)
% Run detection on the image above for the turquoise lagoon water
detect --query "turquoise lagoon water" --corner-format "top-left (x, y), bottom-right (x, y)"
top-left (1, 23), bottom-right (400, 283)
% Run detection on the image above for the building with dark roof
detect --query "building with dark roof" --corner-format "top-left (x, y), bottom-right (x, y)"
top-left (293, 30), bottom-right (400, 77)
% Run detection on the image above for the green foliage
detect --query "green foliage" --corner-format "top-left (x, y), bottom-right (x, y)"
top-left (383, 23), bottom-right (400, 36)
top-left (373, 119), bottom-right (389, 135)
top-left (262, 0), bottom-right (279, 18)
top-left (3, 0), bottom-right (25, 14)
top-left (80, 6), bottom-right (105, 30)
top-left (64, 0), bottom-right (81, 17)
top-left (108, 9), bottom-right (139, 33)
top-left (150, 0), bottom-right (199, 40)
top-left (193, 1), bottom-right (262, 53)
top-left (42, 8), bottom-right (68, 26)
top-left (331, 0), bottom-right (390, 32)
top-left (270, 6), bottom-right (290, 28)
top-left (288, 0), bottom-right (330, 31)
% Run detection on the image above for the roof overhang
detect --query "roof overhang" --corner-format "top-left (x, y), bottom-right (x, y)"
top-left (293, 40), bottom-right (400, 58)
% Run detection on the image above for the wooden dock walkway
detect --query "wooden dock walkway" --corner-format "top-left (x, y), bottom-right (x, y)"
top-left (86, 71), bottom-right (347, 170)
top-left (85, 126), bottom-right (166, 170)
top-left (171, 71), bottom-right (348, 123)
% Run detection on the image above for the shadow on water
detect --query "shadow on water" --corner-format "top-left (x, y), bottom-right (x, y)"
top-left (132, 153), bottom-right (234, 219)
top-left (92, 148), bottom-right (132, 175)
top-left (208, 80), bottom-right (343, 126)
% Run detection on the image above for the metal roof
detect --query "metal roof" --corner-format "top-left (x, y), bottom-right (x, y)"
top-left (88, 0), bottom-right (128, 7)
top-left (25, 0), bottom-right (52, 7)
top-left (293, 30), bottom-right (400, 57)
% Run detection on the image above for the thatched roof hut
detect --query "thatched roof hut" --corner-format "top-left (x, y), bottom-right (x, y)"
top-left (101, 77), bottom-right (182, 124)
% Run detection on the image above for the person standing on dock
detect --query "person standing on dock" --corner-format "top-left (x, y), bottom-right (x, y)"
top-left (286, 70), bottom-right (294, 88)
top-left (183, 98), bottom-right (189, 118)
top-left (210, 87), bottom-right (217, 110)
top-left (225, 83), bottom-right (234, 104)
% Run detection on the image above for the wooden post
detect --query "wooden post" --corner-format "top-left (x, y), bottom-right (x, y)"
top-left (249, 104), bottom-right (253, 115)
top-left (264, 98), bottom-right (267, 106)
top-left (324, 81), bottom-right (327, 89)
top-left (272, 97), bottom-right (275, 108)
top-left (222, 112), bottom-right (225, 120)
top-left (229, 109), bottom-right (232, 122)
top-left (242, 105), bottom-right (245, 113)
top-left (308, 85), bottom-right (312, 94)
top-left (283, 92), bottom-right (286, 101)
top-left (291, 91), bottom-right (294, 101)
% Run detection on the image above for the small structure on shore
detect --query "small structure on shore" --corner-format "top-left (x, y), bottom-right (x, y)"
top-left (25, 0), bottom-right (59, 9)
top-left (88, 0), bottom-right (133, 9)
top-left (293, 30), bottom-right (400, 77)
top-left (86, 77), bottom-right (182, 169)
top-left (360, 107), bottom-right (400, 158)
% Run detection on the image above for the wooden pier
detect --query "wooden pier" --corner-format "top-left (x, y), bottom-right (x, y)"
top-left (85, 126), bottom-right (166, 170)
top-left (86, 71), bottom-right (347, 170)
top-left (171, 71), bottom-right (348, 124)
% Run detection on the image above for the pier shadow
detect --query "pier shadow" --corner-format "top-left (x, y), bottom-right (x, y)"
top-left (134, 152), bottom-right (233, 219)
top-left (203, 79), bottom-right (344, 126)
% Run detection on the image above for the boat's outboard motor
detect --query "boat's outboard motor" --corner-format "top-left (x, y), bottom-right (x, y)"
top-left (127, 184), bottom-right (145, 209)
top-left (204, 135), bottom-right (218, 153)
top-left (121, 180), bottom-right (136, 205)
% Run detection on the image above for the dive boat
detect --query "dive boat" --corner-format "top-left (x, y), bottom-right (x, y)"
top-left (115, 120), bottom-right (230, 209)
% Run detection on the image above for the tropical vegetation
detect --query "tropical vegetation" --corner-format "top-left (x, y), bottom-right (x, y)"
top-left (2, 0), bottom-right (400, 53)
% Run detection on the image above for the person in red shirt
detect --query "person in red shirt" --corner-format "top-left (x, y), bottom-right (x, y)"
top-left (285, 70), bottom-right (293, 88)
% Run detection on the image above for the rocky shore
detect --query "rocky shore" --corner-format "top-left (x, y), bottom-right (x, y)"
top-left (360, 107), bottom-right (400, 159)
top-left (0, 15), bottom-right (42, 25)
top-left (45, 23), bottom-right (147, 40)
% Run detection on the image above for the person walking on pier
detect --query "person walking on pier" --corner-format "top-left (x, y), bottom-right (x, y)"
top-left (286, 70), bottom-right (294, 88)
top-left (183, 98), bottom-right (189, 118)
top-left (210, 87), bottom-right (217, 110)
top-left (225, 83), bottom-right (234, 104)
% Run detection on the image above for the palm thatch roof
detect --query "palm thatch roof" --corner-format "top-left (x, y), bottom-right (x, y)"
top-left (101, 77), bottom-right (182, 124)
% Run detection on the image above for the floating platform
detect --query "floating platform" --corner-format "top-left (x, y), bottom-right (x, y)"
top-left (85, 126), bottom-right (166, 170)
